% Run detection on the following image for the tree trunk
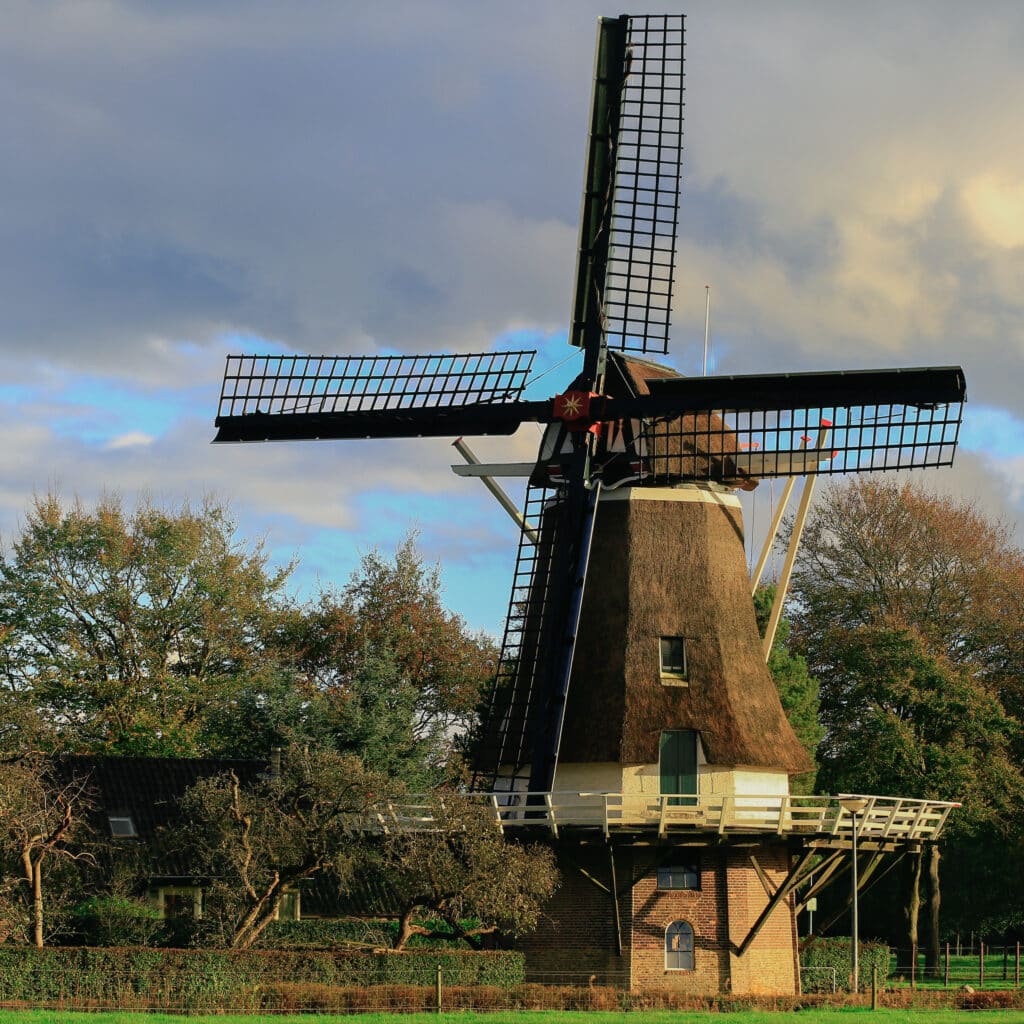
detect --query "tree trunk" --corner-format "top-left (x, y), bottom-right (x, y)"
top-left (32, 858), bottom-right (44, 948)
top-left (232, 887), bottom-right (283, 949)
top-left (900, 849), bottom-right (922, 973)
top-left (396, 907), bottom-right (419, 951)
top-left (924, 844), bottom-right (941, 975)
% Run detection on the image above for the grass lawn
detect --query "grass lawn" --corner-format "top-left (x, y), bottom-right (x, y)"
top-left (3, 1012), bottom-right (1024, 1024)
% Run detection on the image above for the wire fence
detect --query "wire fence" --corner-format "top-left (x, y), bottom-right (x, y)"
top-left (888, 943), bottom-right (1024, 990)
top-left (4, 953), bottom-right (1024, 1012)
top-left (0, 971), bottom-right (809, 1014)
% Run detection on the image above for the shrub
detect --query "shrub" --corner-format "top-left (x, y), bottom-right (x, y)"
top-left (69, 897), bottom-right (163, 948)
top-left (0, 946), bottom-right (524, 1011)
top-left (800, 936), bottom-right (890, 992)
top-left (261, 918), bottom-right (397, 949)
top-left (260, 917), bottom-right (480, 950)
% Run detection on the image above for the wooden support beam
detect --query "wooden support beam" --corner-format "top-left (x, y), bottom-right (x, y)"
top-left (762, 423), bottom-right (831, 659)
top-left (610, 846), bottom-right (623, 957)
top-left (564, 856), bottom-right (611, 895)
top-left (812, 848), bottom-right (908, 937)
top-left (736, 848), bottom-right (816, 956)
top-left (748, 852), bottom-right (778, 899)
top-left (794, 850), bottom-right (845, 914)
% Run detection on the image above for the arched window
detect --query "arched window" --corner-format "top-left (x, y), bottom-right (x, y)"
top-left (665, 920), bottom-right (695, 971)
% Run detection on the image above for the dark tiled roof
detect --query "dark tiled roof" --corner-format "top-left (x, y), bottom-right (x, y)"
top-left (49, 755), bottom-right (394, 916)
top-left (52, 755), bottom-right (265, 877)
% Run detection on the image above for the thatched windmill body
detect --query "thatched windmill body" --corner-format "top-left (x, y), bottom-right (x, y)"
top-left (214, 13), bottom-right (965, 995)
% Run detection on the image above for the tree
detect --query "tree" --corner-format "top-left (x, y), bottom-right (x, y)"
top-left (0, 754), bottom-right (94, 946)
top-left (169, 745), bottom-right (384, 949)
top-left (374, 792), bottom-right (559, 950)
top-left (0, 493), bottom-right (292, 756)
top-left (268, 536), bottom-right (498, 778)
top-left (791, 478), bottom-right (1024, 696)
top-left (754, 585), bottom-right (823, 794)
top-left (789, 478), bottom-right (1024, 962)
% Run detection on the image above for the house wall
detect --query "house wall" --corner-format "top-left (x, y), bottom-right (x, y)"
top-left (628, 847), bottom-right (730, 993)
top-left (552, 757), bottom-right (790, 798)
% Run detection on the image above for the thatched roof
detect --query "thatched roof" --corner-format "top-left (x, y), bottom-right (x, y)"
top-left (608, 353), bottom-right (759, 491)
top-left (559, 486), bottom-right (810, 773)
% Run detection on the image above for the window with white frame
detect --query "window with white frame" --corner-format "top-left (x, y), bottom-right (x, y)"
top-left (665, 919), bottom-right (695, 971)
top-left (108, 815), bottom-right (136, 837)
top-left (156, 885), bottom-right (203, 921)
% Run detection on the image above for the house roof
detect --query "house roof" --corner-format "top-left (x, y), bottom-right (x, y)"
top-left (52, 755), bottom-right (266, 877)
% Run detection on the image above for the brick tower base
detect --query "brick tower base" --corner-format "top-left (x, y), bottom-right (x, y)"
top-left (518, 840), bottom-right (800, 994)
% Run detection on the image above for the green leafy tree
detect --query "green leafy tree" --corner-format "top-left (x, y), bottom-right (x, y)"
top-left (0, 494), bottom-right (291, 756)
top-left (789, 478), bottom-right (1024, 964)
top-left (374, 792), bottom-right (559, 950)
top-left (754, 585), bottom-right (823, 794)
top-left (168, 745), bottom-right (385, 949)
top-left (268, 535), bottom-right (497, 779)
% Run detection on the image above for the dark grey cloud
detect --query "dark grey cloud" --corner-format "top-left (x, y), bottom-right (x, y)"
top-left (0, 0), bottom-right (1021, 631)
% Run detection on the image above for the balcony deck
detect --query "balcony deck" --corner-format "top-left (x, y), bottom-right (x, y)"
top-left (451, 791), bottom-right (960, 845)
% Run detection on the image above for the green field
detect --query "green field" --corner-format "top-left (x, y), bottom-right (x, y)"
top-left (889, 950), bottom-right (1024, 990)
top-left (3, 1012), bottom-right (1024, 1024)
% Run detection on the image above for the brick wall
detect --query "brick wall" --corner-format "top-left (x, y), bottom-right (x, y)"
top-left (518, 842), bottom-right (629, 984)
top-left (519, 839), bottom-right (799, 995)
top-left (725, 843), bottom-right (800, 995)
top-left (629, 846), bottom-right (730, 994)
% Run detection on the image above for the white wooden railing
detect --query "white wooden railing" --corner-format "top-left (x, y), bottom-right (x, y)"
top-left (465, 791), bottom-right (959, 842)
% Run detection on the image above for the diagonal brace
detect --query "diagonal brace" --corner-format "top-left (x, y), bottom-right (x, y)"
top-left (736, 848), bottom-right (817, 957)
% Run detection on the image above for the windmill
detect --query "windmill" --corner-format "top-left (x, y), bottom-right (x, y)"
top-left (214, 14), bottom-right (965, 993)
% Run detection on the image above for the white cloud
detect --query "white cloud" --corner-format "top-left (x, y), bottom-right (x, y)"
top-left (105, 431), bottom-right (155, 449)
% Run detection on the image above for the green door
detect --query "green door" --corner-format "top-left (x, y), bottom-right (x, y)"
top-left (660, 730), bottom-right (698, 806)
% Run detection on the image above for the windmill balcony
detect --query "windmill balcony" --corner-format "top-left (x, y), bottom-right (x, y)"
top-left (461, 791), bottom-right (959, 845)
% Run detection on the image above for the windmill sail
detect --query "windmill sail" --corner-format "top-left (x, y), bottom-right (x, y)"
top-left (569, 14), bottom-right (685, 362)
top-left (605, 15), bottom-right (684, 356)
top-left (214, 350), bottom-right (536, 442)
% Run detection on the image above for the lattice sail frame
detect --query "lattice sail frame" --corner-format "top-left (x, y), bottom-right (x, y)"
top-left (218, 350), bottom-right (535, 419)
top-left (605, 14), bottom-right (684, 356)
top-left (631, 399), bottom-right (964, 484)
top-left (472, 483), bottom-right (566, 787)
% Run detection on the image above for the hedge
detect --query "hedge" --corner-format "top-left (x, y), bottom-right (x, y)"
top-left (800, 936), bottom-right (890, 992)
top-left (261, 918), bottom-right (475, 950)
top-left (0, 946), bottom-right (524, 1010)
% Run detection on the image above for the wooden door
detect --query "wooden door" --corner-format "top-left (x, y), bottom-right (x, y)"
top-left (660, 729), bottom-right (698, 806)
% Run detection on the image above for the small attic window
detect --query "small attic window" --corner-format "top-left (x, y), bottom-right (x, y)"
top-left (658, 861), bottom-right (700, 890)
top-left (108, 815), bottom-right (137, 838)
top-left (660, 637), bottom-right (688, 682)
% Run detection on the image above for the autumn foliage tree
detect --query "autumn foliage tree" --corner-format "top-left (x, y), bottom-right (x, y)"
top-left (789, 478), bottom-right (1024, 961)
top-left (268, 536), bottom-right (498, 780)
top-left (0, 754), bottom-right (94, 946)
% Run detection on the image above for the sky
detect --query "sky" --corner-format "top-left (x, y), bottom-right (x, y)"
top-left (1, 0), bottom-right (1023, 636)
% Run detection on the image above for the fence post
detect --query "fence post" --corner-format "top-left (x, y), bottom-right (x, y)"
top-left (1005, 943), bottom-right (1010, 981)
top-left (435, 963), bottom-right (442, 1013)
top-left (944, 942), bottom-right (950, 988)
top-left (980, 941), bottom-right (985, 988)
top-left (871, 966), bottom-right (878, 1010)
top-left (1017, 942), bottom-right (1021, 988)
top-left (911, 943), bottom-right (916, 990)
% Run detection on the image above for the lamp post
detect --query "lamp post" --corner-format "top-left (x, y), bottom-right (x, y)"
top-left (839, 796), bottom-right (869, 993)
